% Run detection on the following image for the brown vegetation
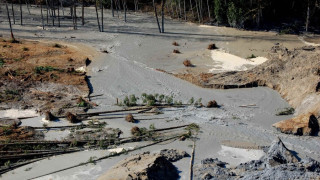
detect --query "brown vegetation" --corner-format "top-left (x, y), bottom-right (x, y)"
top-left (173, 49), bottom-right (181, 54)
top-left (125, 113), bottom-right (136, 123)
top-left (172, 41), bottom-right (179, 46)
top-left (207, 100), bottom-right (218, 108)
top-left (66, 112), bottom-right (79, 123)
top-left (207, 44), bottom-right (218, 50)
top-left (131, 126), bottom-right (141, 136)
top-left (45, 111), bottom-right (55, 121)
top-left (0, 126), bottom-right (35, 141)
top-left (0, 39), bottom-right (92, 114)
top-left (183, 60), bottom-right (193, 67)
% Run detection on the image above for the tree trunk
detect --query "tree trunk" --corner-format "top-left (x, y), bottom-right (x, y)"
top-left (5, 2), bottom-right (15, 41)
top-left (19, 0), bottom-right (23, 25)
top-left (45, 0), bottom-right (49, 24)
top-left (178, 0), bottom-right (182, 20)
top-left (195, 0), bottom-right (200, 23)
top-left (206, 0), bottom-right (211, 19)
top-left (153, 0), bottom-right (162, 33)
top-left (124, 0), bottom-right (127, 22)
top-left (74, 1), bottom-right (77, 30)
top-left (111, 0), bottom-right (114, 17)
top-left (11, 2), bottom-right (15, 24)
top-left (58, 3), bottom-right (60, 27)
top-left (189, 0), bottom-right (194, 18)
top-left (26, 0), bottom-right (31, 15)
top-left (184, 0), bottom-right (186, 21)
top-left (51, 0), bottom-right (54, 26)
top-left (82, 0), bottom-right (85, 25)
top-left (306, 0), bottom-right (310, 32)
top-left (161, 0), bottom-right (166, 32)
top-left (40, 3), bottom-right (45, 29)
top-left (101, 0), bottom-right (104, 31)
top-left (60, 0), bottom-right (64, 16)
top-left (95, 0), bottom-right (101, 32)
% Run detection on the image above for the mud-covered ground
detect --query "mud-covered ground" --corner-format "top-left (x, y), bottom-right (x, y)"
top-left (0, 4), bottom-right (319, 180)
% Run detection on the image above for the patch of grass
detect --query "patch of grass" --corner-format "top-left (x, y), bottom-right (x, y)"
top-left (87, 156), bottom-right (97, 165)
top-left (247, 54), bottom-right (257, 59)
top-left (35, 66), bottom-right (57, 74)
top-left (276, 107), bottom-right (295, 116)
top-left (5, 90), bottom-right (19, 95)
top-left (185, 123), bottom-right (200, 133)
top-left (24, 167), bottom-right (32, 171)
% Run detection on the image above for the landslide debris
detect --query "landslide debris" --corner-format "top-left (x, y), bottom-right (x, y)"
top-left (97, 152), bottom-right (180, 180)
top-left (194, 138), bottom-right (320, 179)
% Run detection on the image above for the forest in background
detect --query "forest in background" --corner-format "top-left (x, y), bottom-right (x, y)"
top-left (2, 0), bottom-right (320, 34)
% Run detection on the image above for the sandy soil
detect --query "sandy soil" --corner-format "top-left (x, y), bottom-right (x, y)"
top-left (0, 5), bottom-right (319, 180)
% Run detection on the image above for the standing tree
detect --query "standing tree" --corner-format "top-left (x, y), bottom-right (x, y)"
top-left (111, 0), bottom-right (114, 17)
top-left (101, 0), bottom-right (104, 31)
top-left (153, 0), bottom-right (161, 33)
top-left (19, 0), bottom-right (22, 25)
top-left (82, 0), bottom-right (85, 25)
top-left (161, 0), bottom-right (166, 32)
top-left (5, 1), bottom-right (16, 41)
top-left (11, 1), bottom-right (15, 24)
top-left (95, 0), bottom-right (101, 32)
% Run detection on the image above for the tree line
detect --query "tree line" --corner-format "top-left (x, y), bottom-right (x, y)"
top-left (2, 0), bottom-right (320, 39)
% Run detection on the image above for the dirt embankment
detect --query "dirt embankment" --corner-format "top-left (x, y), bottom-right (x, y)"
top-left (175, 45), bottom-right (320, 116)
top-left (0, 38), bottom-right (93, 115)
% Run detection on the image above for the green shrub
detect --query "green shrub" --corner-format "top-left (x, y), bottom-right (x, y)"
top-left (247, 54), bottom-right (257, 59)
top-left (0, 58), bottom-right (4, 67)
top-left (276, 107), bottom-right (295, 116)
top-left (35, 66), bottom-right (57, 74)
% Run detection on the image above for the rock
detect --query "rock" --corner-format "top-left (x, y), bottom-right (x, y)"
top-left (97, 153), bottom-right (179, 180)
top-left (273, 113), bottom-right (319, 136)
top-left (201, 158), bottom-right (227, 168)
top-left (173, 49), bottom-right (180, 54)
top-left (207, 100), bottom-right (218, 108)
top-left (263, 137), bottom-right (299, 168)
top-left (160, 149), bottom-right (190, 162)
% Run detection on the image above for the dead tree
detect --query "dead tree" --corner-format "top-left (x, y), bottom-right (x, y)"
top-left (25, 0), bottom-right (31, 15)
top-left (82, 0), bottom-right (85, 25)
top-left (73, 0), bottom-right (77, 30)
top-left (189, 0), bottom-right (194, 18)
top-left (11, 1), bottom-right (15, 24)
top-left (184, 0), bottom-right (186, 21)
top-left (5, 2), bottom-right (15, 41)
top-left (57, 2), bottom-right (60, 27)
top-left (101, 0), bottom-right (104, 31)
top-left (206, 0), bottom-right (211, 19)
top-left (111, 0), bottom-right (114, 17)
top-left (306, 0), bottom-right (310, 32)
top-left (123, 0), bottom-right (127, 22)
top-left (45, 0), bottom-right (49, 24)
top-left (40, 1), bottom-right (45, 29)
top-left (161, 0), bottom-right (166, 32)
top-left (95, 0), bottom-right (101, 32)
top-left (19, 0), bottom-right (22, 25)
top-left (153, 0), bottom-right (161, 33)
